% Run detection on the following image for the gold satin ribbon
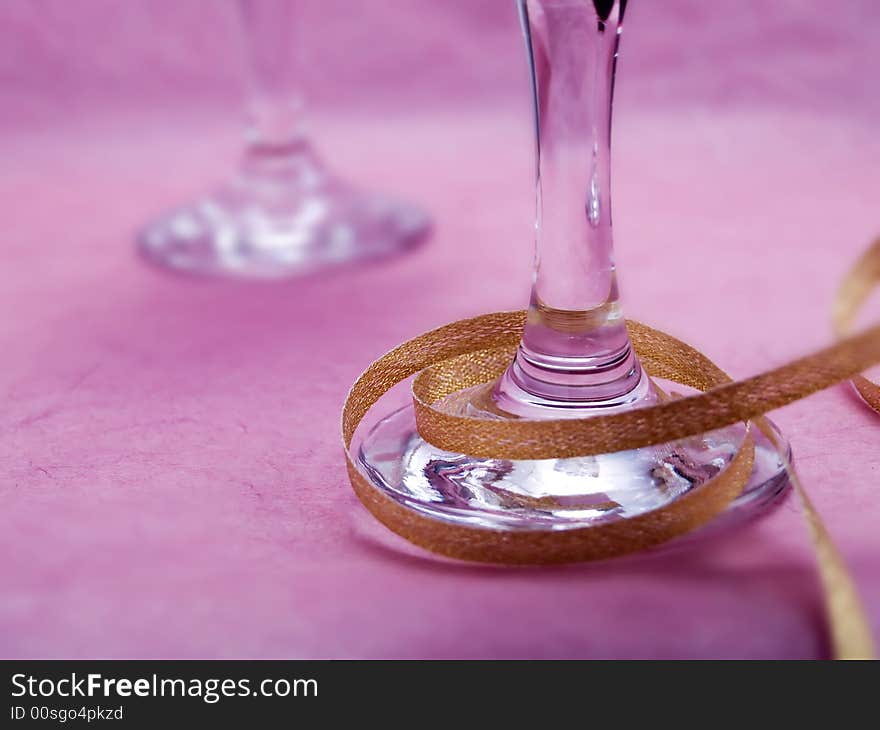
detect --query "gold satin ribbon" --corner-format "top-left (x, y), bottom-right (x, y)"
top-left (834, 236), bottom-right (880, 411)
top-left (342, 238), bottom-right (880, 660)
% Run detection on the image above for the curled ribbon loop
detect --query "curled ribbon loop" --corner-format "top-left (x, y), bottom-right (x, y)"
top-left (834, 237), bottom-right (880, 411)
top-left (342, 238), bottom-right (880, 660)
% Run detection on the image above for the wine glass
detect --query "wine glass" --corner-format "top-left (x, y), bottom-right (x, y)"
top-left (356, 0), bottom-right (790, 534)
top-left (137, 0), bottom-right (429, 278)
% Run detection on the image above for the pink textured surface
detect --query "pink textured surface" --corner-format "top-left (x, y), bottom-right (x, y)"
top-left (1, 1), bottom-right (879, 658)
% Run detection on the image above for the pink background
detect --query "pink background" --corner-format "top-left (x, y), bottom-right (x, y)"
top-left (1, 0), bottom-right (879, 658)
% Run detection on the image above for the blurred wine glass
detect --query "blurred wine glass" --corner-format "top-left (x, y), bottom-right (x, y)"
top-left (137, 0), bottom-right (430, 278)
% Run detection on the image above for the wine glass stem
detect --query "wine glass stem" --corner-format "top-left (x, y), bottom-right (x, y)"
top-left (237, 0), bottom-right (322, 184)
top-left (495, 0), bottom-right (644, 413)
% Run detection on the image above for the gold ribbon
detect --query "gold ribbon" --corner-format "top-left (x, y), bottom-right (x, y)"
top-left (342, 238), bottom-right (880, 660)
top-left (834, 237), bottom-right (880, 410)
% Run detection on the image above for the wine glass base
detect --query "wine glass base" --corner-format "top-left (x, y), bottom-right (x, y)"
top-left (356, 401), bottom-right (790, 540)
top-left (137, 183), bottom-right (429, 279)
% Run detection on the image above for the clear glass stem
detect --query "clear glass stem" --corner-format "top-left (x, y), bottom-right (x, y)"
top-left (495, 0), bottom-right (645, 415)
top-left (237, 0), bottom-right (321, 187)
top-left (354, 0), bottom-right (790, 534)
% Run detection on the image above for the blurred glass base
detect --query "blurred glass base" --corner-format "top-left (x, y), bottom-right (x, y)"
top-left (137, 176), bottom-right (429, 279)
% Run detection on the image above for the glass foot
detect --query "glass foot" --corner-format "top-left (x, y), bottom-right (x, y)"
top-left (137, 179), bottom-right (429, 279)
top-left (356, 399), bottom-right (790, 537)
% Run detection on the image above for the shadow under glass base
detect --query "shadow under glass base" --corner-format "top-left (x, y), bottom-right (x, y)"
top-left (356, 398), bottom-right (791, 539)
top-left (137, 179), bottom-right (429, 279)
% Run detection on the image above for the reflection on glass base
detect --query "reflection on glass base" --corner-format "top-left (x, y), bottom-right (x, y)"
top-left (357, 403), bottom-right (790, 536)
top-left (137, 182), bottom-right (429, 279)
